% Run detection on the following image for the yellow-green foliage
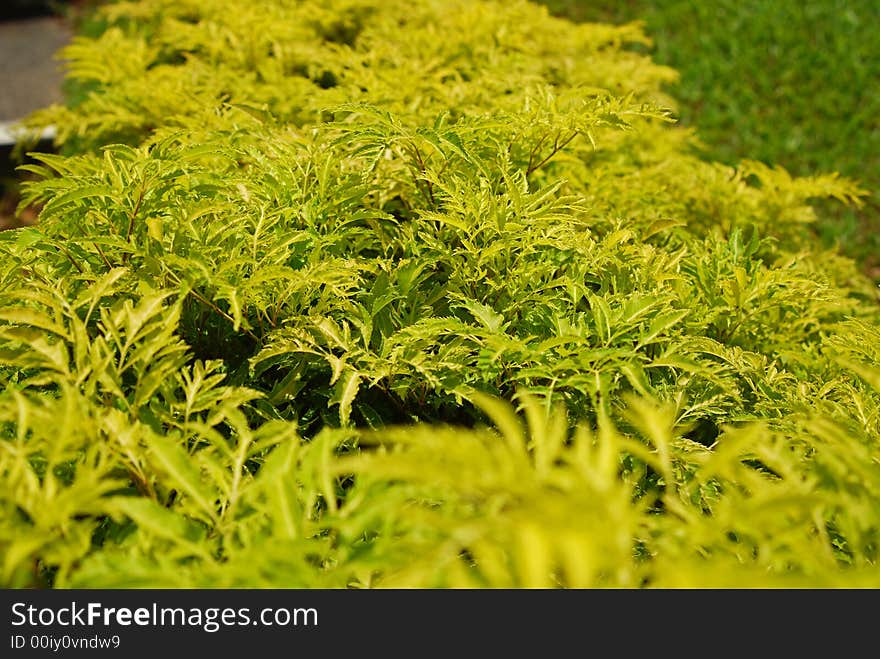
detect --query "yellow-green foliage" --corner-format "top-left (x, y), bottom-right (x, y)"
top-left (3, 0), bottom-right (879, 587)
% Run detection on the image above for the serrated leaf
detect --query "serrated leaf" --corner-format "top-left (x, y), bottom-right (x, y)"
top-left (331, 370), bottom-right (361, 426)
top-left (0, 308), bottom-right (68, 339)
top-left (453, 298), bottom-right (507, 333)
top-left (112, 498), bottom-right (206, 550)
top-left (148, 434), bottom-right (219, 523)
top-left (638, 309), bottom-right (689, 348)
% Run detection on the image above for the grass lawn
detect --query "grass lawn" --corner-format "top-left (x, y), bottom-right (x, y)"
top-left (542, 0), bottom-right (880, 277)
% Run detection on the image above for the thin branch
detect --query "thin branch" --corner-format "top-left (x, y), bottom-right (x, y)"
top-left (162, 266), bottom-right (261, 343)
top-left (92, 242), bottom-right (115, 270)
top-left (122, 178), bottom-right (148, 265)
top-left (526, 131), bottom-right (579, 177)
top-left (56, 243), bottom-right (84, 274)
top-left (526, 132), bottom-right (549, 175)
top-left (186, 287), bottom-right (261, 343)
top-left (406, 140), bottom-right (437, 208)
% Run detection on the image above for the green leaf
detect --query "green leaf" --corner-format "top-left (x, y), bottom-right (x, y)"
top-left (453, 298), bottom-right (507, 333)
top-left (638, 309), bottom-right (689, 348)
top-left (331, 370), bottom-right (361, 426)
top-left (112, 498), bottom-right (207, 550)
top-left (148, 434), bottom-right (219, 524)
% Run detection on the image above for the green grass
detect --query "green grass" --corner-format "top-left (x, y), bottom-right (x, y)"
top-left (542, 0), bottom-right (880, 276)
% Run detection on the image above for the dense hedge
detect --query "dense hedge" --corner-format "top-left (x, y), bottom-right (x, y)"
top-left (3, 0), bottom-right (879, 587)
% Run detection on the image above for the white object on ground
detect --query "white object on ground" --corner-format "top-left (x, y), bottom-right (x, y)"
top-left (0, 120), bottom-right (56, 146)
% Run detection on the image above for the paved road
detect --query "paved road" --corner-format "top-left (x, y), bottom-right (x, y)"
top-left (1, 14), bottom-right (71, 228)
top-left (0, 15), bottom-right (72, 123)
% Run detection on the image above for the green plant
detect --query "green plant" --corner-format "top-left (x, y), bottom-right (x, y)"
top-left (2, 0), bottom-right (878, 588)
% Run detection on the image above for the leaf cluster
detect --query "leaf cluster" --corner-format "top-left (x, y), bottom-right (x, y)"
top-left (2, 0), bottom-right (878, 587)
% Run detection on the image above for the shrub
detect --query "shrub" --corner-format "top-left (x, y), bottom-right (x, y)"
top-left (2, 0), bottom-right (879, 587)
